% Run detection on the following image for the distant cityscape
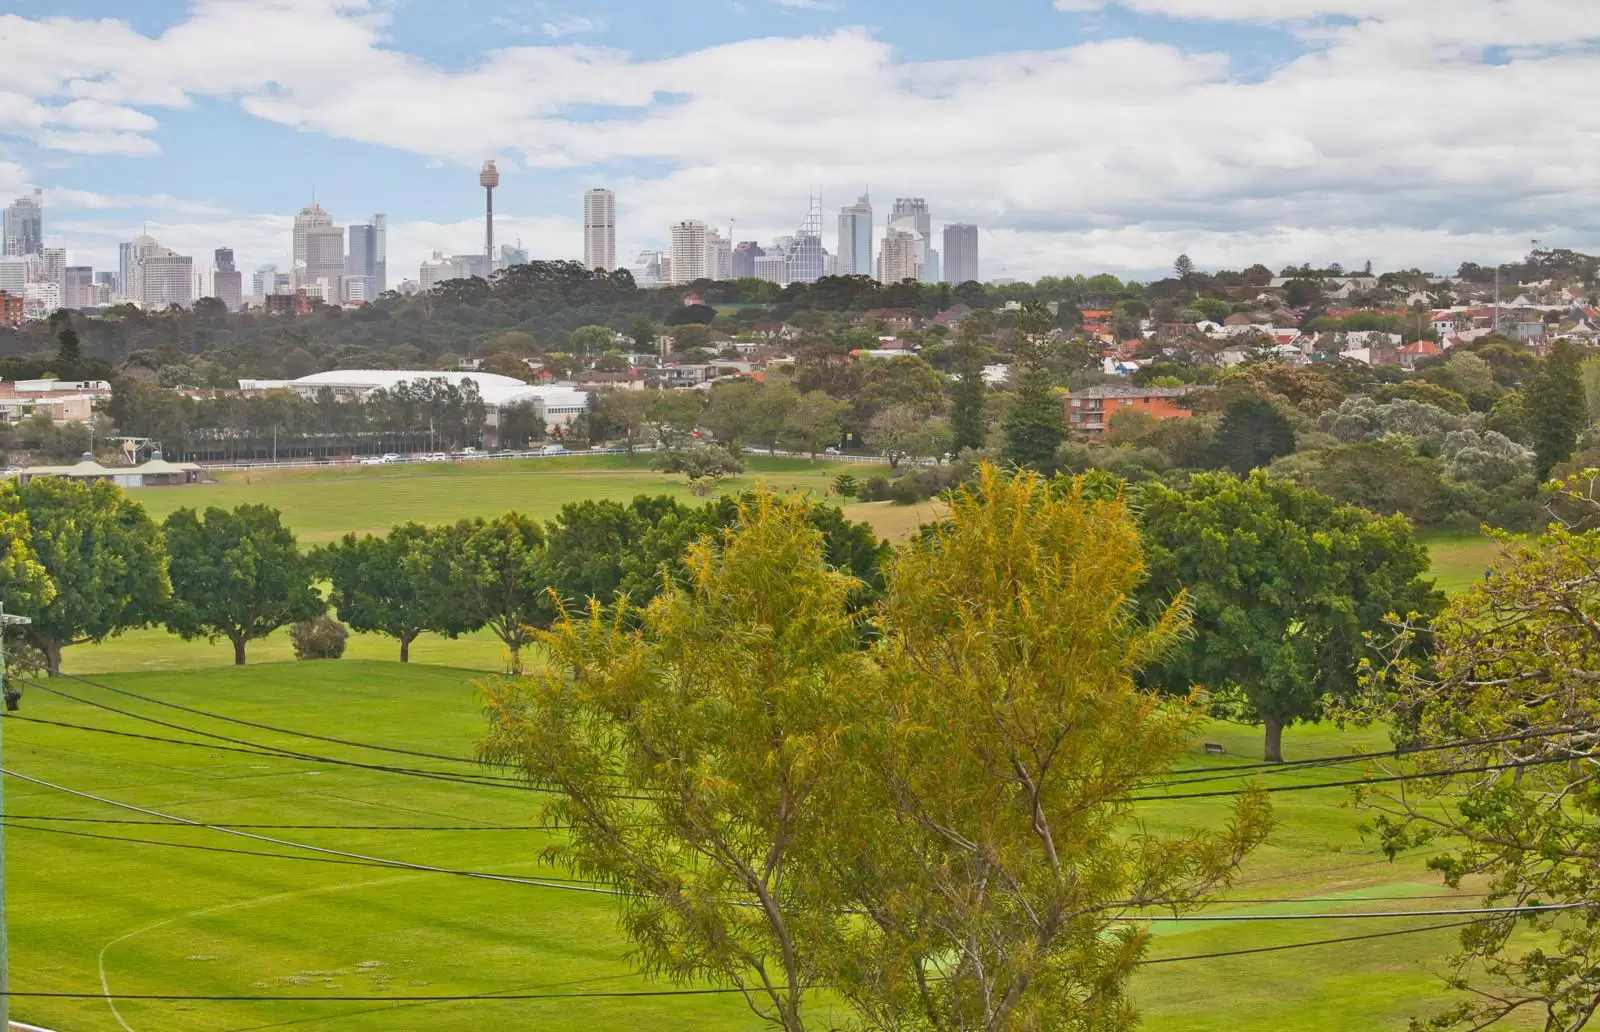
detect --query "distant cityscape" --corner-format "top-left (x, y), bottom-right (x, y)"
top-left (0, 166), bottom-right (982, 323)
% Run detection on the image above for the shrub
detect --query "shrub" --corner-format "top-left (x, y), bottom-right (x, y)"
top-left (291, 614), bottom-right (349, 660)
top-left (861, 475), bottom-right (892, 502)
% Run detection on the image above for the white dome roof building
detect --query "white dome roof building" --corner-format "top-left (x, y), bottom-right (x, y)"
top-left (262, 369), bottom-right (589, 442)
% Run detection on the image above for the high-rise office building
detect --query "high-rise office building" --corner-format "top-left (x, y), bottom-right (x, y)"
top-left (879, 228), bottom-right (920, 284)
top-left (341, 214), bottom-right (387, 296)
top-left (584, 188), bottom-right (617, 272)
top-left (0, 257), bottom-right (27, 295)
top-left (753, 253), bottom-right (789, 286)
top-left (890, 198), bottom-right (941, 284)
top-left (2, 190), bottom-right (43, 257)
top-left (944, 224), bottom-right (980, 285)
top-left (500, 243), bottom-right (528, 268)
top-left (705, 229), bottom-right (732, 281)
top-left (293, 202), bottom-right (333, 265)
top-left (669, 220), bottom-right (709, 285)
top-left (130, 236), bottom-right (194, 310)
top-left (294, 202), bottom-right (345, 300)
top-left (212, 248), bottom-right (243, 311)
top-left (837, 194), bottom-right (873, 277)
top-left (64, 266), bottom-right (94, 310)
top-left (253, 264), bottom-right (278, 296)
top-left (95, 271), bottom-right (117, 295)
top-left (892, 198), bottom-right (931, 241)
top-left (782, 196), bottom-right (827, 286)
top-left (629, 250), bottom-right (667, 288)
top-left (732, 242), bottom-right (764, 280)
top-left (39, 248), bottom-right (66, 289)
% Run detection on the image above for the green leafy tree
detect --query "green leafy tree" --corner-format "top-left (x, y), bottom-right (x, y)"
top-left (868, 404), bottom-right (951, 470)
top-left (1210, 393), bottom-right (1297, 473)
top-left (1137, 471), bottom-right (1441, 761)
top-left (949, 321), bottom-right (990, 452)
top-left (0, 484), bottom-right (58, 668)
top-left (1524, 339), bottom-right (1588, 479)
top-left (8, 478), bottom-right (169, 674)
top-left (454, 513), bottom-right (548, 671)
top-left (320, 523), bottom-right (473, 662)
top-left (587, 389), bottom-right (653, 453)
top-left (569, 325), bottom-right (615, 358)
top-left (163, 505), bottom-right (324, 665)
top-left (652, 441), bottom-right (745, 496)
top-left (828, 467), bottom-right (1272, 1030)
top-left (482, 492), bottom-right (870, 1031)
top-left (781, 390), bottom-right (848, 459)
top-left (1359, 495), bottom-right (1600, 1031)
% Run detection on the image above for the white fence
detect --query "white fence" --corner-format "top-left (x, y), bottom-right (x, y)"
top-left (199, 446), bottom-right (906, 474)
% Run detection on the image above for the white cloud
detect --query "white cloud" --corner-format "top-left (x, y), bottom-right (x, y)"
top-left (4, 0), bottom-right (1600, 279)
top-left (540, 14), bottom-right (608, 38)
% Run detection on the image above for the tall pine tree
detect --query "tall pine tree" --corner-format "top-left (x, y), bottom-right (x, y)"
top-left (1525, 339), bottom-right (1588, 479)
top-left (949, 322), bottom-right (989, 453)
top-left (1000, 303), bottom-right (1064, 470)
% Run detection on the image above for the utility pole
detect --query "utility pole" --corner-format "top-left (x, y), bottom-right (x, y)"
top-left (0, 602), bottom-right (33, 1031)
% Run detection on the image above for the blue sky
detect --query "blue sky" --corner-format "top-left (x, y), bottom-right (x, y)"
top-left (1, 0), bottom-right (1595, 284)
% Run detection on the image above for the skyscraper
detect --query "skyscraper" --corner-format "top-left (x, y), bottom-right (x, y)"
top-left (943, 224), bottom-right (980, 285)
top-left (879, 227), bottom-right (919, 284)
top-left (293, 202), bottom-right (345, 301)
top-left (669, 220), bottom-right (709, 285)
top-left (347, 218), bottom-right (386, 300)
top-left (891, 198), bottom-right (940, 283)
top-left (293, 202), bottom-right (333, 266)
top-left (783, 196), bottom-right (827, 286)
top-left (253, 264), bottom-right (278, 296)
top-left (212, 248), bottom-right (242, 311)
top-left (480, 160), bottom-right (500, 271)
top-left (584, 188), bottom-right (617, 272)
top-left (837, 194), bottom-right (873, 277)
top-left (39, 248), bottom-right (66, 290)
top-left (732, 242), bottom-right (764, 280)
top-left (130, 236), bottom-right (194, 310)
top-left (119, 235), bottom-right (164, 301)
top-left (705, 229), bottom-right (732, 281)
top-left (2, 190), bottom-right (43, 257)
top-left (64, 267), bottom-right (93, 310)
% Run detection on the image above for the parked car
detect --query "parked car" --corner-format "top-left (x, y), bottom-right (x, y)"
top-left (382, 453), bottom-right (401, 463)
top-left (422, 452), bottom-right (449, 463)
top-left (824, 446), bottom-right (841, 455)
top-left (541, 444), bottom-right (569, 456)
top-left (359, 456), bottom-right (386, 466)
top-left (459, 447), bottom-right (479, 456)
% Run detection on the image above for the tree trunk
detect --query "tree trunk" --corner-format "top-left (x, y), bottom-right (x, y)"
top-left (232, 636), bottom-right (247, 666)
top-left (1263, 713), bottom-right (1286, 764)
top-left (400, 634), bottom-right (413, 663)
top-left (41, 638), bottom-right (62, 677)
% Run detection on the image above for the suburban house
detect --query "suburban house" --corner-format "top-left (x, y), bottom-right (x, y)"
top-left (1064, 384), bottom-right (1207, 434)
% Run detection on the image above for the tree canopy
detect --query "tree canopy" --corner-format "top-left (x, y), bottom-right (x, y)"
top-left (1137, 471), bottom-right (1441, 761)
top-left (162, 504), bottom-right (324, 665)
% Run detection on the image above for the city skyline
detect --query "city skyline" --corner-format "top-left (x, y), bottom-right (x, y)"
top-left (2, 2), bottom-right (1589, 287)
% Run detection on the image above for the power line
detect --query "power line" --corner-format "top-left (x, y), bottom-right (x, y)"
top-left (1163, 721), bottom-right (1600, 783)
top-left (51, 670), bottom-right (482, 765)
top-left (4, 768), bottom-right (625, 896)
top-left (0, 918), bottom-right (1501, 1002)
top-left (15, 681), bottom-right (564, 795)
top-left (3, 814), bottom-right (530, 831)
top-left (1134, 751), bottom-right (1583, 802)
top-left (1141, 918), bottom-right (1483, 966)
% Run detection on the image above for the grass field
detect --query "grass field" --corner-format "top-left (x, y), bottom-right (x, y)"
top-left (5, 661), bottom-right (1526, 1032)
top-left (132, 455), bottom-right (866, 544)
top-left (49, 459), bottom-right (1500, 673)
